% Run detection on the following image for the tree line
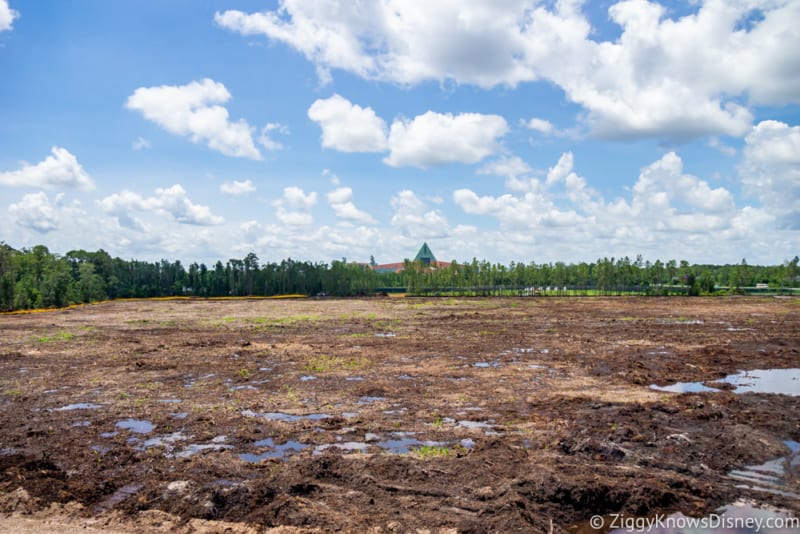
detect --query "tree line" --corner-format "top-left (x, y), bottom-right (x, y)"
top-left (0, 243), bottom-right (797, 311)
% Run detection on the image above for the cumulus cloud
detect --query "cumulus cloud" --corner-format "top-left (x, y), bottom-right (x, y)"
top-left (258, 123), bottom-right (288, 151)
top-left (9, 192), bottom-right (60, 233)
top-left (524, 117), bottom-right (554, 134)
top-left (0, 0), bottom-right (18, 32)
top-left (99, 184), bottom-right (224, 228)
top-left (326, 186), bottom-right (376, 224)
top-left (632, 152), bottom-right (735, 214)
top-left (273, 186), bottom-right (317, 226)
top-left (218, 1), bottom-right (799, 140)
top-left (282, 186), bottom-right (317, 209)
top-left (220, 180), bottom-right (256, 196)
top-left (0, 147), bottom-right (94, 190)
top-left (453, 150), bottom-right (758, 262)
top-left (307, 94), bottom-right (388, 152)
top-left (307, 95), bottom-right (508, 167)
top-left (215, 2), bottom-right (535, 88)
top-left (390, 190), bottom-right (450, 239)
top-left (385, 111), bottom-right (508, 168)
top-left (478, 156), bottom-right (540, 193)
top-left (741, 120), bottom-right (800, 229)
top-left (126, 79), bottom-right (262, 159)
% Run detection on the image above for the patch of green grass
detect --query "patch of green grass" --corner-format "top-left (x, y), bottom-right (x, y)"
top-left (3, 383), bottom-right (22, 397)
top-left (431, 414), bottom-right (444, 427)
top-left (238, 368), bottom-right (252, 380)
top-left (413, 445), bottom-right (452, 459)
top-left (35, 331), bottom-right (75, 343)
top-left (274, 314), bottom-right (320, 324)
top-left (303, 354), bottom-right (367, 373)
top-left (343, 333), bottom-right (370, 338)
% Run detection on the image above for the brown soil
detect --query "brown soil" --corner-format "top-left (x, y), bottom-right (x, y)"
top-left (1, 296), bottom-right (798, 532)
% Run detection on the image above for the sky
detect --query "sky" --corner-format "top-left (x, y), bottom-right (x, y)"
top-left (0, 0), bottom-right (798, 267)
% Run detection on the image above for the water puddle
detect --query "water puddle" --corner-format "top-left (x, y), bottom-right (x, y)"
top-left (240, 439), bottom-right (309, 462)
top-left (241, 410), bottom-right (332, 422)
top-left (172, 436), bottom-right (231, 458)
top-left (316, 442), bottom-right (370, 453)
top-left (116, 419), bottom-right (155, 434)
top-left (651, 369), bottom-right (800, 396)
top-left (473, 362), bottom-right (501, 368)
top-left (313, 432), bottom-right (475, 456)
top-left (375, 437), bottom-right (448, 454)
top-left (157, 398), bottom-right (182, 403)
top-left (357, 396), bottom-right (386, 405)
top-left (374, 332), bottom-right (396, 338)
top-left (650, 381), bottom-right (720, 394)
top-left (300, 375), bottom-right (317, 382)
top-left (92, 483), bottom-right (143, 513)
top-left (458, 420), bottom-right (494, 430)
top-left (55, 403), bottom-right (103, 411)
top-left (230, 385), bottom-right (258, 391)
top-left (170, 412), bottom-right (188, 419)
top-left (728, 440), bottom-right (800, 499)
top-left (140, 431), bottom-right (189, 450)
top-left (345, 376), bottom-right (364, 381)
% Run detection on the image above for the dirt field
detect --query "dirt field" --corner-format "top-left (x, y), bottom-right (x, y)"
top-left (1, 296), bottom-right (799, 532)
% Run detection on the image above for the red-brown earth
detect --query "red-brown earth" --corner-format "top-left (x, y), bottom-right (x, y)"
top-left (1, 296), bottom-right (798, 532)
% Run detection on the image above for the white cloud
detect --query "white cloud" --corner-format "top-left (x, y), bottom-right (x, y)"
top-left (524, 117), bottom-right (554, 134)
top-left (307, 95), bottom-right (508, 168)
top-left (326, 186), bottom-right (376, 224)
top-left (125, 79), bottom-right (262, 159)
top-left (546, 152), bottom-right (574, 185)
top-left (452, 150), bottom-right (766, 262)
top-left (9, 192), bottom-right (60, 233)
top-left (307, 94), bottom-right (388, 152)
top-left (132, 137), bottom-right (151, 151)
top-left (215, 2), bottom-right (536, 88)
top-left (282, 186), bottom-right (317, 209)
top-left (258, 122), bottom-right (288, 151)
top-left (741, 120), bottom-right (800, 229)
top-left (632, 152), bottom-right (735, 214)
top-left (390, 190), bottom-right (450, 239)
top-left (220, 180), bottom-right (256, 196)
top-left (99, 184), bottom-right (225, 228)
top-left (0, 0), bottom-right (18, 32)
top-left (0, 147), bottom-right (94, 190)
top-left (276, 207), bottom-right (313, 226)
top-left (478, 156), bottom-right (540, 193)
top-left (385, 111), bottom-right (508, 168)
top-left (218, 1), bottom-right (799, 140)
top-left (272, 186), bottom-right (317, 226)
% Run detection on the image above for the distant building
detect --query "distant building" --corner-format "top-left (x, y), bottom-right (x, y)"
top-left (372, 242), bottom-right (451, 273)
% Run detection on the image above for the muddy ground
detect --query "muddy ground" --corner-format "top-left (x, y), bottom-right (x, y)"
top-left (1, 296), bottom-right (798, 532)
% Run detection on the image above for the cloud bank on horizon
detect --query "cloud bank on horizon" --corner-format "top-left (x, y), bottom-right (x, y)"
top-left (1, 0), bottom-right (798, 265)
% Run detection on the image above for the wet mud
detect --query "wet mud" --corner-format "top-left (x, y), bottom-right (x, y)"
top-left (1, 296), bottom-right (799, 532)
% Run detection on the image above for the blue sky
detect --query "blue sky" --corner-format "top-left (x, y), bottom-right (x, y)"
top-left (1, 0), bottom-right (798, 266)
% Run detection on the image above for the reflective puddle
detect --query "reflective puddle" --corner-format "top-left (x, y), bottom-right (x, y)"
top-left (728, 440), bottom-right (800, 499)
top-left (651, 369), bottom-right (800, 396)
top-left (239, 439), bottom-right (309, 462)
top-left (116, 419), bottom-right (155, 434)
top-left (55, 403), bottom-right (103, 411)
top-left (241, 410), bottom-right (332, 422)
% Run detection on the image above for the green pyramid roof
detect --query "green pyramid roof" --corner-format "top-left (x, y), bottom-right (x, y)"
top-left (413, 242), bottom-right (437, 265)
